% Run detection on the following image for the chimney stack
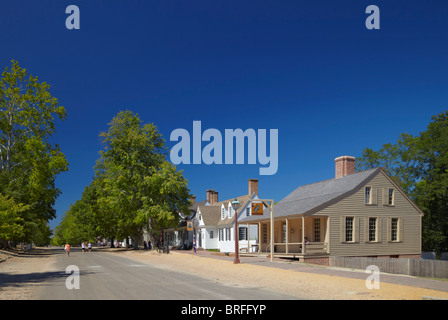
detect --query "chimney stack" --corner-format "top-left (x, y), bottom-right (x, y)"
top-left (335, 156), bottom-right (355, 179)
top-left (248, 179), bottom-right (259, 196)
top-left (206, 189), bottom-right (214, 203)
top-left (190, 194), bottom-right (196, 205)
top-left (206, 189), bottom-right (218, 205)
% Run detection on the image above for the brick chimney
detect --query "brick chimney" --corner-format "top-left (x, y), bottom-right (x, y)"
top-left (335, 156), bottom-right (355, 179)
top-left (206, 189), bottom-right (218, 205)
top-left (212, 191), bottom-right (218, 204)
top-left (206, 189), bottom-right (214, 203)
top-left (248, 179), bottom-right (258, 196)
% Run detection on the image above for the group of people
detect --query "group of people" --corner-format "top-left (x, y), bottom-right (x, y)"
top-left (64, 242), bottom-right (92, 257)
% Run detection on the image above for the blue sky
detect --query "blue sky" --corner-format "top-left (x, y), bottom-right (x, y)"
top-left (1, 1), bottom-right (447, 230)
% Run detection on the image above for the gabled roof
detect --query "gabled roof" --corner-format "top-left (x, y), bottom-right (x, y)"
top-left (241, 167), bottom-right (380, 222)
top-left (197, 193), bottom-right (256, 226)
top-left (189, 199), bottom-right (208, 211)
top-left (197, 205), bottom-right (221, 225)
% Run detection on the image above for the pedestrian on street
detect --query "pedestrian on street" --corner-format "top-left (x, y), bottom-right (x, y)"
top-left (88, 242), bottom-right (92, 253)
top-left (65, 243), bottom-right (71, 257)
top-left (81, 242), bottom-right (85, 253)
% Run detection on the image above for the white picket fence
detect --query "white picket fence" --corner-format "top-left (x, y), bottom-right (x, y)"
top-left (329, 256), bottom-right (448, 279)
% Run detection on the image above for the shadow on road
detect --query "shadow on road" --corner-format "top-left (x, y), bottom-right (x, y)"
top-left (0, 270), bottom-right (68, 289)
top-left (0, 247), bottom-right (94, 291)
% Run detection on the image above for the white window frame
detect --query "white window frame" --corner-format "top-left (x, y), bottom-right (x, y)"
top-left (365, 186), bottom-right (372, 204)
top-left (368, 217), bottom-right (377, 242)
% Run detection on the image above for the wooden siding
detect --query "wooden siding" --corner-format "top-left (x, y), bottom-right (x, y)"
top-left (320, 170), bottom-right (422, 257)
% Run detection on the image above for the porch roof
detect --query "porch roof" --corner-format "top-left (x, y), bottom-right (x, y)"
top-left (241, 167), bottom-right (380, 223)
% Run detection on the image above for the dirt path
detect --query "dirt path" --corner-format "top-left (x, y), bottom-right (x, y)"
top-left (1, 247), bottom-right (447, 300)
top-left (109, 250), bottom-right (448, 300)
top-left (0, 248), bottom-right (59, 300)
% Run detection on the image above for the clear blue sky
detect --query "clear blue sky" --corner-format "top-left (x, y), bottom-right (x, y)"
top-left (1, 1), bottom-right (447, 230)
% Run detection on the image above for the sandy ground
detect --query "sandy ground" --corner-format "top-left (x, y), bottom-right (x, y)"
top-left (0, 249), bottom-right (58, 300)
top-left (1, 248), bottom-right (447, 300)
top-left (110, 250), bottom-right (448, 300)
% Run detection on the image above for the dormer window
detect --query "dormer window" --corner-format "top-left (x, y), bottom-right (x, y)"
top-left (221, 207), bottom-right (225, 219)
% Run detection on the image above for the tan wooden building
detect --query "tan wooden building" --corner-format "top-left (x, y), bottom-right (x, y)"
top-left (240, 156), bottom-right (424, 265)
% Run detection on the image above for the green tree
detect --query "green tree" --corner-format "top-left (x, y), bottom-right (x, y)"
top-left (97, 111), bottom-right (190, 247)
top-left (357, 111), bottom-right (448, 255)
top-left (0, 194), bottom-right (28, 245)
top-left (0, 60), bottom-right (68, 247)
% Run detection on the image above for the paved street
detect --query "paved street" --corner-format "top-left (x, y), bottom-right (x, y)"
top-left (34, 248), bottom-right (298, 300)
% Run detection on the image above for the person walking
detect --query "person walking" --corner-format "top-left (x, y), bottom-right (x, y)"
top-left (81, 242), bottom-right (85, 254)
top-left (64, 243), bottom-right (71, 257)
top-left (88, 242), bottom-right (92, 253)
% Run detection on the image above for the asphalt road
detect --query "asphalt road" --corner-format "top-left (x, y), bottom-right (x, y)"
top-left (35, 248), bottom-right (298, 300)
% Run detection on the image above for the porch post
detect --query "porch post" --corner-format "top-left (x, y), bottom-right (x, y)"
top-left (270, 201), bottom-right (274, 262)
top-left (286, 218), bottom-right (289, 254)
top-left (302, 216), bottom-right (306, 254)
top-left (247, 224), bottom-right (250, 253)
top-left (258, 222), bottom-right (261, 253)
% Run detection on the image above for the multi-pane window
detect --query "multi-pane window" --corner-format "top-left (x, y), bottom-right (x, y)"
top-left (314, 218), bottom-right (321, 242)
top-left (345, 217), bottom-right (354, 242)
top-left (246, 207), bottom-right (250, 217)
top-left (225, 228), bottom-right (231, 241)
top-left (219, 229), bottom-right (223, 241)
top-left (369, 217), bottom-right (377, 241)
top-left (391, 218), bottom-right (399, 241)
top-left (365, 187), bottom-right (372, 204)
top-left (210, 230), bottom-right (214, 239)
top-left (221, 208), bottom-right (225, 219)
top-left (388, 189), bottom-right (394, 205)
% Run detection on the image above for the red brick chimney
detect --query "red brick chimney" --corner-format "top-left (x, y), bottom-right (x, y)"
top-left (335, 156), bottom-right (355, 179)
top-left (206, 189), bottom-right (214, 204)
top-left (206, 189), bottom-right (218, 205)
top-left (248, 179), bottom-right (258, 196)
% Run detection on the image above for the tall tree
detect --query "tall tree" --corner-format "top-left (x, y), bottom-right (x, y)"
top-left (0, 60), bottom-right (68, 247)
top-left (357, 111), bottom-right (448, 255)
top-left (97, 111), bottom-right (190, 247)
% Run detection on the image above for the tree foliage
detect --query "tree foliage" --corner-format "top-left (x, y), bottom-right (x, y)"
top-left (0, 60), bottom-right (68, 247)
top-left (54, 111), bottom-right (191, 248)
top-left (356, 111), bottom-right (448, 254)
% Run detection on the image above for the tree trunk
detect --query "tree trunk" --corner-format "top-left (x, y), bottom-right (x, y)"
top-left (1, 239), bottom-right (10, 250)
top-left (147, 218), bottom-right (156, 250)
